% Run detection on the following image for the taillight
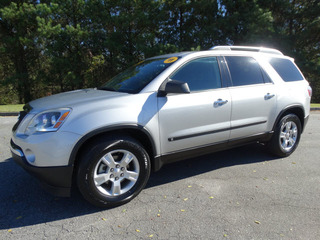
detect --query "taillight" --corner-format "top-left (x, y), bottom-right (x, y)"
top-left (307, 86), bottom-right (312, 97)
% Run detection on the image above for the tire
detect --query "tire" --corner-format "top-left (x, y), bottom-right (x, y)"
top-left (268, 114), bottom-right (302, 157)
top-left (77, 136), bottom-right (151, 208)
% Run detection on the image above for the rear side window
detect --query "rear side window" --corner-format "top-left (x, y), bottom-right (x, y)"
top-left (225, 56), bottom-right (264, 86)
top-left (171, 57), bottom-right (221, 91)
top-left (268, 58), bottom-right (304, 82)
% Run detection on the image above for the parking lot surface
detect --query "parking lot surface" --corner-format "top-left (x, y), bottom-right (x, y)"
top-left (0, 112), bottom-right (320, 240)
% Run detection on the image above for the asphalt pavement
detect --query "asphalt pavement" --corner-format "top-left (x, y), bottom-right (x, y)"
top-left (0, 113), bottom-right (319, 240)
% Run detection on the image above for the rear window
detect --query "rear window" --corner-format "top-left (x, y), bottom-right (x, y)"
top-left (268, 58), bottom-right (304, 82)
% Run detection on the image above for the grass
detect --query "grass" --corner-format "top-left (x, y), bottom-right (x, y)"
top-left (311, 103), bottom-right (320, 108)
top-left (0, 104), bottom-right (24, 112)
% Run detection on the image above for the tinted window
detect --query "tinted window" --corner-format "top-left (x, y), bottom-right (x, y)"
top-left (268, 58), bottom-right (304, 82)
top-left (225, 56), bottom-right (264, 86)
top-left (171, 57), bottom-right (221, 91)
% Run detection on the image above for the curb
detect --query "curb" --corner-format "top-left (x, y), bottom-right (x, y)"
top-left (1, 108), bottom-right (320, 117)
top-left (0, 112), bottom-right (19, 116)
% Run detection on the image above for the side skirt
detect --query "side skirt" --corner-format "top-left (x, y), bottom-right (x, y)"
top-left (153, 132), bottom-right (273, 171)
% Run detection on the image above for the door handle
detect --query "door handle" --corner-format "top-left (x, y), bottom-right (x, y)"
top-left (264, 93), bottom-right (275, 100)
top-left (214, 99), bottom-right (228, 107)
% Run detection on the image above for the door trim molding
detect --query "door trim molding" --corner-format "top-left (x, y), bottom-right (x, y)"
top-left (168, 120), bottom-right (267, 142)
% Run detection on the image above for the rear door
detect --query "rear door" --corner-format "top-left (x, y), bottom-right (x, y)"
top-left (158, 57), bottom-right (232, 154)
top-left (224, 56), bottom-right (277, 139)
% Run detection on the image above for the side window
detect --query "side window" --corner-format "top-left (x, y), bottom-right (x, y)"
top-left (225, 56), bottom-right (265, 86)
top-left (268, 58), bottom-right (304, 82)
top-left (170, 57), bottom-right (221, 91)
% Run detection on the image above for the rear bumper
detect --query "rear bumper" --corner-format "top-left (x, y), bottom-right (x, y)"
top-left (10, 140), bottom-right (73, 197)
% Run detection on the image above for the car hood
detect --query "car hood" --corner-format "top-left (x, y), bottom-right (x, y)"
top-left (28, 88), bottom-right (128, 112)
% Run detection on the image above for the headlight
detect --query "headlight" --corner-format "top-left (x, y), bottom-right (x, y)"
top-left (25, 108), bottom-right (71, 135)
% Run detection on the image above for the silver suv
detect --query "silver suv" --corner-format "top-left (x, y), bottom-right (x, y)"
top-left (11, 46), bottom-right (312, 207)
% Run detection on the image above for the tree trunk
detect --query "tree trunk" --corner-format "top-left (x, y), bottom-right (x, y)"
top-left (14, 45), bottom-right (31, 103)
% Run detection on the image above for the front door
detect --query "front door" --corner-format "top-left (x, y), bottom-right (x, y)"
top-left (158, 57), bottom-right (232, 154)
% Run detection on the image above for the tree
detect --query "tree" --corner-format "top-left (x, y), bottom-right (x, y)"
top-left (0, 0), bottom-right (319, 103)
top-left (0, 1), bottom-right (42, 103)
top-left (259, 0), bottom-right (320, 101)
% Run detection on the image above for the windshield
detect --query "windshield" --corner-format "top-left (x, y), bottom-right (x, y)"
top-left (99, 57), bottom-right (180, 93)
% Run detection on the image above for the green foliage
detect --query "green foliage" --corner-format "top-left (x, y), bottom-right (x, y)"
top-left (0, 0), bottom-right (319, 103)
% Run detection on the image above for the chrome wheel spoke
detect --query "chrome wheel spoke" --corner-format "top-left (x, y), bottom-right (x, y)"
top-left (94, 173), bottom-right (110, 186)
top-left (111, 180), bottom-right (121, 195)
top-left (101, 153), bottom-right (116, 168)
top-left (292, 128), bottom-right (297, 138)
top-left (289, 138), bottom-right (295, 147)
top-left (281, 139), bottom-right (288, 148)
top-left (286, 122), bottom-right (292, 131)
top-left (280, 132), bottom-right (286, 139)
top-left (125, 170), bottom-right (139, 182)
top-left (121, 152), bottom-right (134, 166)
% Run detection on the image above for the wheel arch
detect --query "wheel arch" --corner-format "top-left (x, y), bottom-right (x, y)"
top-left (272, 105), bottom-right (305, 133)
top-left (69, 125), bottom-right (157, 176)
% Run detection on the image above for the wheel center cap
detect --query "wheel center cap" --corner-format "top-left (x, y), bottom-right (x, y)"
top-left (285, 133), bottom-right (290, 139)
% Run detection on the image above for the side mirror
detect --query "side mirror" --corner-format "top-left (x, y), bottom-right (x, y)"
top-left (158, 79), bottom-right (190, 96)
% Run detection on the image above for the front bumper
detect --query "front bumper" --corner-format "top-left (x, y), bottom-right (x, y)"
top-left (11, 140), bottom-right (73, 197)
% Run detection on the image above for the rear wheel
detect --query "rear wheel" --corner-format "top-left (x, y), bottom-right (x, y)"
top-left (269, 114), bottom-right (301, 157)
top-left (77, 136), bottom-right (151, 208)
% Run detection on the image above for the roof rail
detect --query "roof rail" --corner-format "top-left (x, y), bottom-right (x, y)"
top-left (210, 46), bottom-right (283, 56)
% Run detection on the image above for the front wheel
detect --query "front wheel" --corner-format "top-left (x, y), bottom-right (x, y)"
top-left (268, 114), bottom-right (302, 157)
top-left (77, 136), bottom-right (151, 208)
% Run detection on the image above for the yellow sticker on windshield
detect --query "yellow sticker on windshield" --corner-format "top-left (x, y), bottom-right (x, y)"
top-left (164, 57), bottom-right (178, 64)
